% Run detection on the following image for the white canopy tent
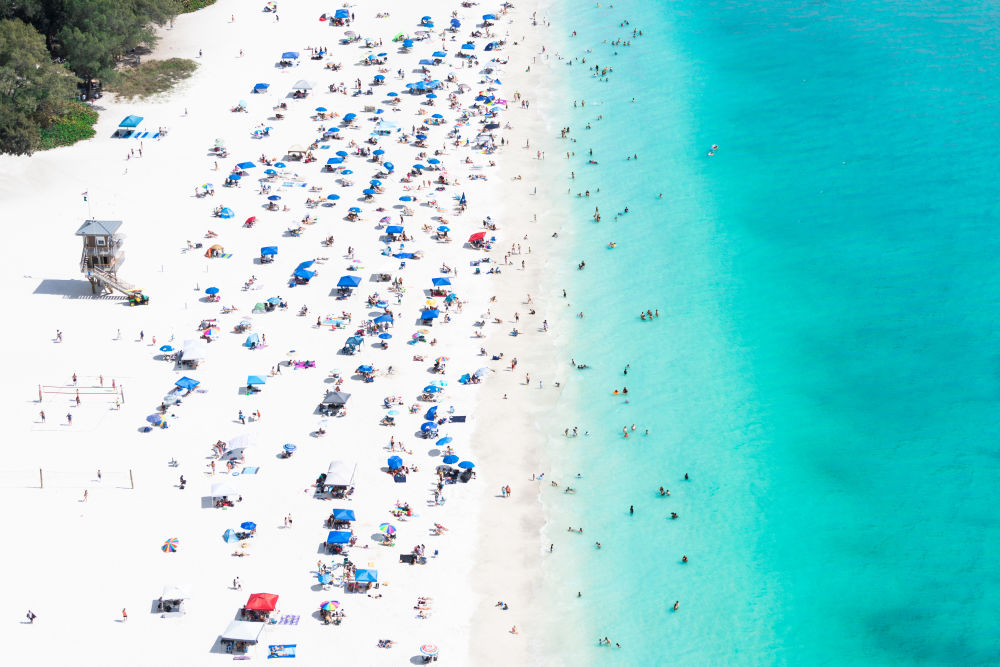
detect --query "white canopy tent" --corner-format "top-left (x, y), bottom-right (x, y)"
top-left (210, 481), bottom-right (238, 497)
top-left (161, 584), bottom-right (191, 600)
top-left (221, 620), bottom-right (265, 643)
top-left (326, 460), bottom-right (357, 486)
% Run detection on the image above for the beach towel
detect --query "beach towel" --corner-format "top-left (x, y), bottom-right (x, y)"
top-left (220, 253), bottom-right (233, 258)
top-left (242, 466), bottom-right (260, 475)
top-left (449, 416), bottom-right (466, 422)
top-left (276, 614), bottom-right (299, 625)
top-left (268, 645), bottom-right (296, 658)
top-left (320, 145), bottom-right (330, 149)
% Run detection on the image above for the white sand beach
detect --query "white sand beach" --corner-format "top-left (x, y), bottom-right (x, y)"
top-left (0, 0), bottom-right (571, 663)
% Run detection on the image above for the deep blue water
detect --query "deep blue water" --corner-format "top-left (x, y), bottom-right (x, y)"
top-left (536, 0), bottom-right (1000, 663)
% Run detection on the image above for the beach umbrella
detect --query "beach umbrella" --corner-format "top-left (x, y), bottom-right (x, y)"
top-left (451, 18), bottom-right (461, 27)
top-left (403, 39), bottom-right (414, 47)
top-left (420, 422), bottom-right (437, 431)
top-left (387, 92), bottom-right (398, 97)
top-left (374, 74), bottom-right (385, 81)
top-left (274, 162), bottom-right (286, 168)
top-left (363, 188), bottom-right (377, 195)
top-left (336, 150), bottom-right (349, 157)
top-left (246, 216), bottom-right (257, 226)
top-left (267, 194), bottom-right (281, 200)
top-left (159, 345), bottom-right (174, 352)
top-left (420, 645), bottom-right (439, 657)
top-left (413, 164), bottom-right (426, 170)
top-left (458, 461), bottom-right (475, 469)
top-left (283, 443), bottom-right (296, 452)
top-left (387, 456), bottom-right (403, 469)
top-left (222, 529), bottom-right (240, 543)
top-left (146, 413), bottom-right (163, 424)
top-left (327, 194), bottom-right (340, 200)
top-left (377, 52), bottom-right (387, 57)
top-left (348, 207), bottom-right (361, 213)
top-left (373, 149), bottom-right (385, 155)
top-left (437, 226), bottom-right (450, 233)
top-left (431, 113), bottom-right (443, 119)
top-left (370, 179), bottom-right (382, 186)
top-left (428, 158), bottom-right (441, 164)
top-left (423, 385), bottom-right (441, 393)
top-left (399, 195), bottom-right (413, 201)
top-left (462, 43), bottom-right (475, 50)
top-left (320, 600), bottom-right (340, 611)
top-left (318, 573), bottom-right (333, 585)
top-left (378, 333), bottom-right (392, 340)
top-left (162, 538), bottom-right (179, 552)
top-left (468, 231), bottom-right (486, 242)
top-left (228, 173), bottom-right (242, 181)
top-left (437, 436), bottom-right (453, 446)
top-left (357, 365), bottom-right (374, 373)
top-left (315, 106), bottom-right (328, 112)
top-left (442, 454), bottom-right (459, 464)
top-left (374, 314), bottom-right (393, 324)
top-left (265, 168), bottom-right (277, 175)
top-left (205, 287), bottom-right (219, 295)
top-left (378, 523), bottom-right (396, 535)
top-left (426, 93), bottom-right (438, 99)
top-left (384, 162), bottom-right (394, 171)
top-left (240, 521), bottom-right (257, 531)
top-left (219, 208), bottom-right (234, 219)
top-left (341, 169), bottom-right (353, 175)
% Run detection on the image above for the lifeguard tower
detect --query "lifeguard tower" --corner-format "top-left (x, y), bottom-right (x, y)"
top-left (76, 219), bottom-right (137, 298)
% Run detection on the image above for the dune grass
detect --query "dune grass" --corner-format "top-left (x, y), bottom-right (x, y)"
top-left (110, 58), bottom-right (198, 100)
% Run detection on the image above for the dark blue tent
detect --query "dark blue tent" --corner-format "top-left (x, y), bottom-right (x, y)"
top-left (421, 309), bottom-right (440, 319)
top-left (386, 225), bottom-right (404, 234)
top-left (337, 275), bottom-right (362, 287)
top-left (431, 277), bottom-right (451, 286)
top-left (332, 508), bottom-right (356, 522)
top-left (175, 376), bottom-right (200, 390)
top-left (326, 531), bottom-right (352, 544)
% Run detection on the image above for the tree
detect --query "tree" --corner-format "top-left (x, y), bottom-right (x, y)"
top-left (0, 18), bottom-right (78, 154)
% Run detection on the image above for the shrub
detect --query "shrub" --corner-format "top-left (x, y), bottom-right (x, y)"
top-left (38, 102), bottom-right (99, 150)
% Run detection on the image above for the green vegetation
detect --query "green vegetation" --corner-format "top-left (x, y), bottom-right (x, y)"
top-left (179, 0), bottom-right (216, 12)
top-left (0, 0), bottom-right (182, 154)
top-left (111, 57), bottom-right (197, 99)
top-left (38, 101), bottom-right (98, 150)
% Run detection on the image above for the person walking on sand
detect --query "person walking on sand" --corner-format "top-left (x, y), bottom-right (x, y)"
top-left (505, 484), bottom-right (511, 498)
top-left (83, 490), bottom-right (88, 502)
top-left (39, 410), bottom-right (45, 423)
top-left (26, 610), bottom-right (36, 623)
top-left (97, 470), bottom-right (102, 483)
top-left (122, 608), bottom-right (127, 622)
top-left (238, 410), bottom-right (246, 425)
top-left (66, 413), bottom-right (72, 426)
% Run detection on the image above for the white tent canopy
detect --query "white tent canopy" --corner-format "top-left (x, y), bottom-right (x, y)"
top-left (221, 620), bottom-right (265, 643)
top-left (162, 584), bottom-right (191, 600)
top-left (181, 339), bottom-right (208, 361)
top-left (210, 481), bottom-right (237, 497)
top-left (292, 80), bottom-right (313, 90)
top-left (326, 460), bottom-right (357, 486)
top-left (228, 433), bottom-right (256, 451)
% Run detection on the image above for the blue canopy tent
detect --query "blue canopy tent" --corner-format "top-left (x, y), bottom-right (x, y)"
top-left (387, 456), bottom-right (403, 469)
top-left (432, 51), bottom-right (447, 58)
top-left (385, 225), bottom-right (404, 234)
top-left (374, 314), bottom-right (393, 324)
top-left (425, 405), bottom-right (438, 420)
top-left (247, 375), bottom-right (266, 386)
top-left (223, 529), bottom-right (240, 543)
top-left (346, 335), bottom-right (364, 346)
top-left (355, 569), bottom-right (378, 583)
top-left (461, 43), bottom-right (475, 50)
top-left (421, 309), bottom-right (440, 320)
top-left (326, 157), bottom-right (344, 165)
top-left (116, 115), bottom-right (143, 137)
top-left (337, 275), bottom-right (362, 288)
top-left (294, 268), bottom-right (315, 280)
top-left (432, 277), bottom-right (451, 286)
top-left (253, 83), bottom-right (269, 92)
top-left (261, 246), bottom-right (278, 256)
top-left (332, 508), bottom-right (356, 522)
top-left (244, 333), bottom-right (261, 348)
top-left (326, 531), bottom-right (352, 544)
top-left (281, 51), bottom-right (299, 59)
top-left (296, 260), bottom-right (315, 270)
top-left (334, 9), bottom-right (349, 19)
top-left (236, 161), bottom-right (256, 170)
top-left (175, 377), bottom-right (200, 390)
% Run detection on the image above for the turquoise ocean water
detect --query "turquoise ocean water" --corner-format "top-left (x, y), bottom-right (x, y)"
top-left (535, 0), bottom-right (1000, 663)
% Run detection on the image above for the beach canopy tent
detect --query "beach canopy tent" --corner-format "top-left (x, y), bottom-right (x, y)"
top-left (247, 375), bottom-right (266, 386)
top-left (292, 80), bottom-right (314, 90)
top-left (175, 376), bottom-right (200, 390)
top-left (332, 508), bottom-right (356, 522)
top-left (421, 309), bottom-right (440, 319)
top-left (221, 620), bottom-right (265, 644)
top-left (374, 314), bottom-right (393, 324)
top-left (245, 333), bottom-right (261, 348)
top-left (322, 391), bottom-right (352, 405)
top-left (431, 277), bottom-right (451, 286)
top-left (180, 339), bottom-right (208, 362)
top-left (294, 268), bottom-right (315, 280)
top-left (468, 231), bottom-right (487, 243)
top-left (253, 83), bottom-right (269, 92)
top-left (210, 481), bottom-right (237, 497)
top-left (326, 530), bottom-right (352, 544)
top-left (226, 433), bottom-right (256, 459)
top-left (327, 460), bottom-right (358, 486)
top-left (115, 115), bottom-right (143, 136)
top-left (385, 225), bottom-right (404, 234)
top-left (161, 584), bottom-right (191, 606)
top-left (281, 51), bottom-right (299, 60)
top-left (337, 275), bottom-right (362, 288)
top-left (245, 593), bottom-right (278, 612)
top-left (334, 9), bottom-right (349, 18)
top-left (260, 246), bottom-right (278, 256)
top-left (354, 569), bottom-right (378, 583)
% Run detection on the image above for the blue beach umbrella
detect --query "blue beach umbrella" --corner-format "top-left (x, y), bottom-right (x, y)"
top-left (159, 345), bottom-right (174, 352)
top-left (398, 195), bottom-right (412, 202)
top-left (315, 106), bottom-right (328, 112)
top-left (428, 158), bottom-right (440, 164)
top-left (412, 164), bottom-right (426, 170)
top-left (327, 194), bottom-right (340, 200)
top-left (274, 162), bottom-right (286, 168)
top-left (363, 188), bottom-right (377, 195)
top-left (462, 43), bottom-right (475, 50)
top-left (283, 443), bottom-right (296, 452)
top-left (373, 149), bottom-right (385, 155)
top-left (147, 413), bottom-right (163, 424)
top-left (205, 287), bottom-right (219, 295)
top-left (420, 422), bottom-right (437, 431)
top-left (387, 456), bottom-right (403, 469)
top-left (415, 134), bottom-right (427, 140)
top-left (384, 162), bottom-right (394, 171)
top-left (336, 150), bottom-right (348, 157)
top-left (458, 460), bottom-right (475, 469)
top-left (240, 521), bottom-right (257, 530)
top-left (341, 169), bottom-right (353, 175)
top-left (387, 92), bottom-right (398, 97)
top-left (219, 208), bottom-right (234, 219)
top-left (348, 207), bottom-right (361, 213)
top-left (423, 385), bottom-right (441, 393)
top-left (370, 179), bottom-right (382, 186)
top-left (378, 333), bottom-right (392, 340)
top-left (436, 226), bottom-right (450, 233)
top-left (228, 173), bottom-right (241, 181)
top-left (267, 195), bottom-right (281, 201)
top-left (436, 436), bottom-right (453, 446)
top-left (265, 168), bottom-right (277, 175)
top-left (431, 113), bottom-right (443, 119)
top-left (426, 93), bottom-right (437, 99)
top-left (442, 454), bottom-right (459, 464)
top-left (357, 365), bottom-right (374, 373)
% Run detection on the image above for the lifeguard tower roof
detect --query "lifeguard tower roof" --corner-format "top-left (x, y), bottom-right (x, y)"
top-left (75, 220), bottom-right (122, 236)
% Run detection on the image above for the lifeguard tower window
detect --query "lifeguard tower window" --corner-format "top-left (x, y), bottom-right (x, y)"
top-left (96, 237), bottom-right (106, 246)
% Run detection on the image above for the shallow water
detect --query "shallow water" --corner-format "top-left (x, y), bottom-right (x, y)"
top-left (535, 0), bottom-right (1000, 663)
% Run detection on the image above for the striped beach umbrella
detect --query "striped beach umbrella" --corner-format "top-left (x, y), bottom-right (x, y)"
top-left (162, 538), bottom-right (179, 552)
top-left (378, 523), bottom-right (396, 535)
